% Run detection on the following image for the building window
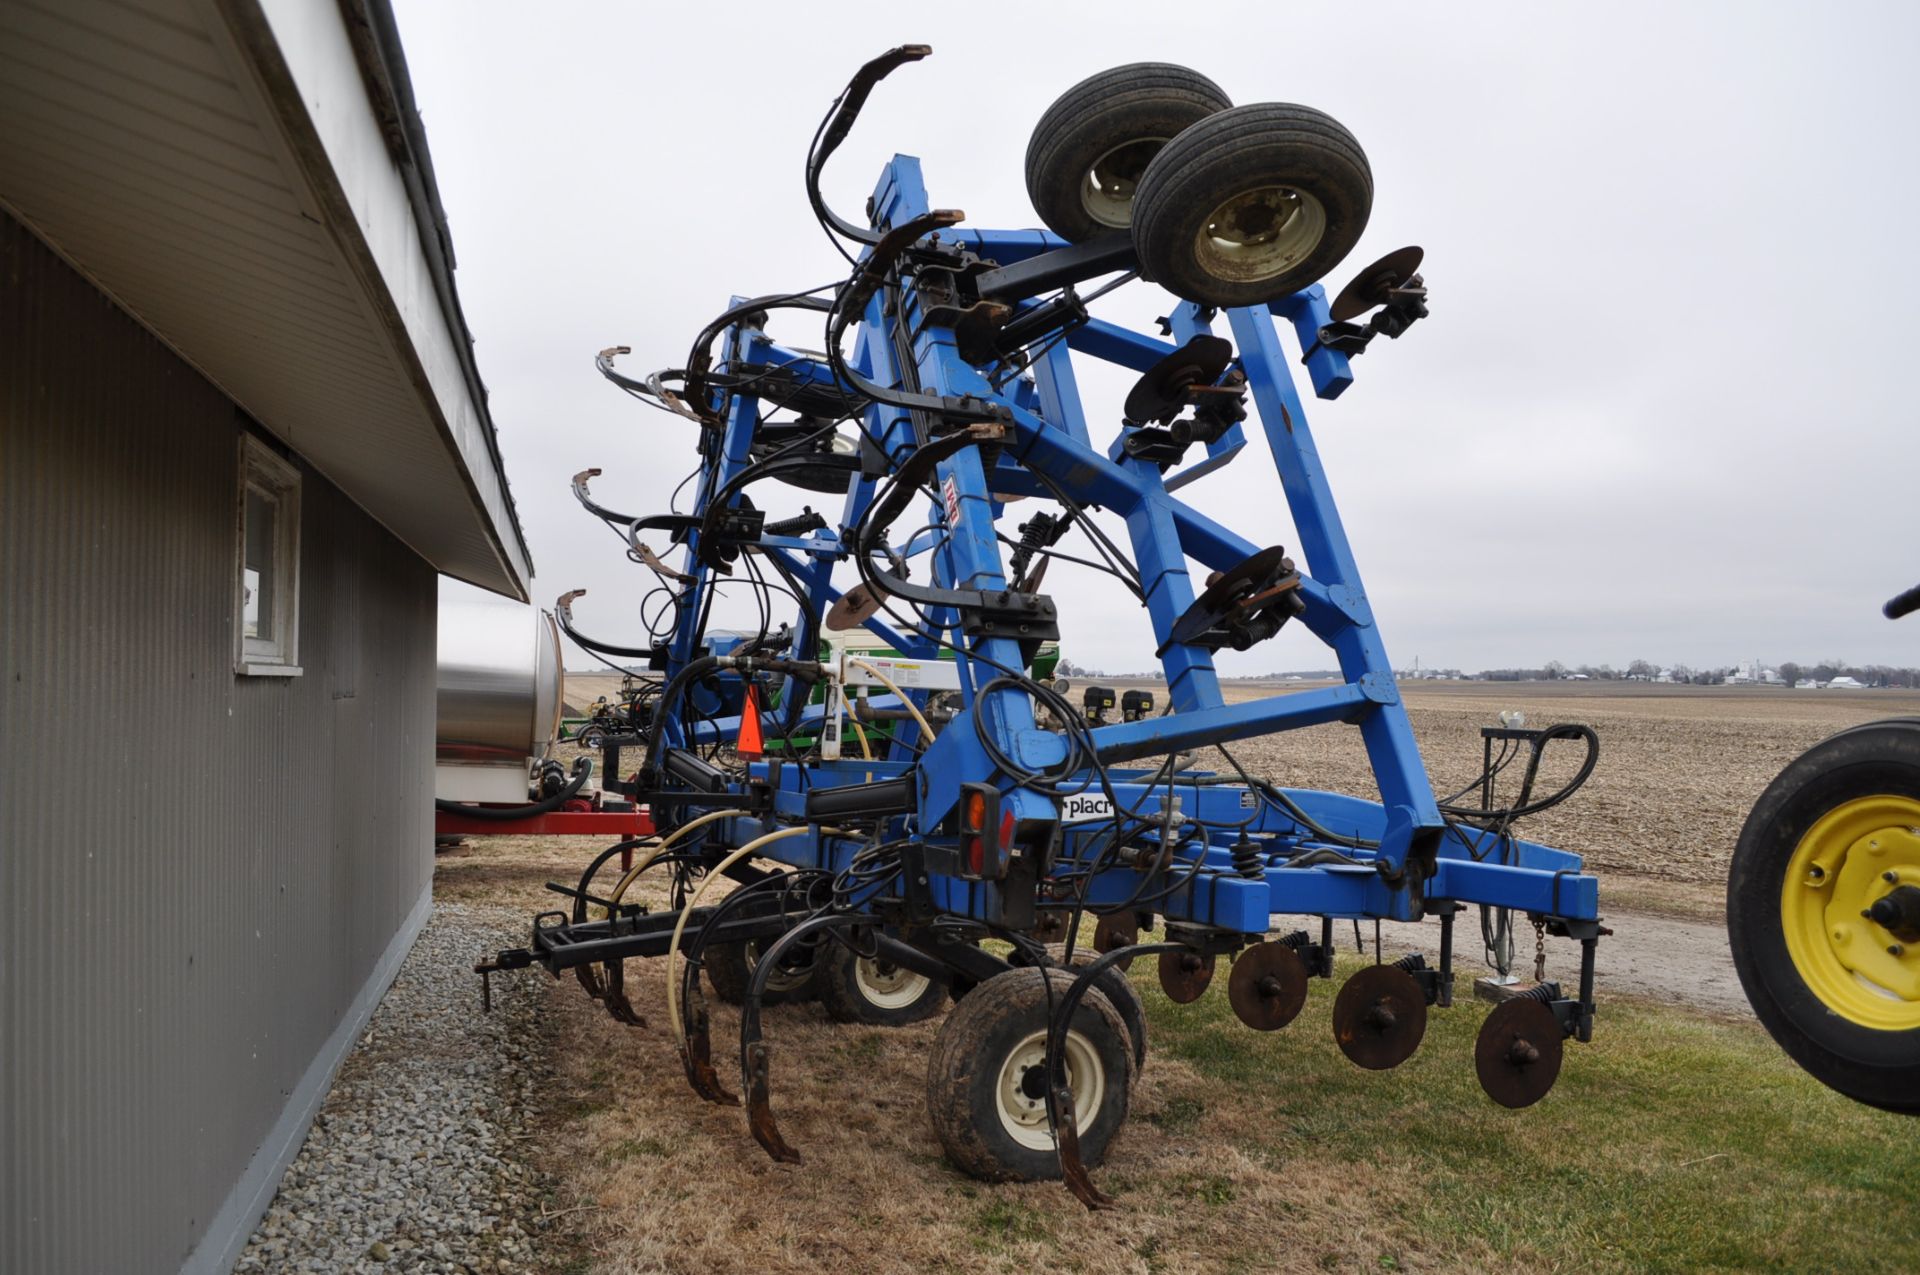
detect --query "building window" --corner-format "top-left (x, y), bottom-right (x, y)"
top-left (236, 435), bottom-right (301, 675)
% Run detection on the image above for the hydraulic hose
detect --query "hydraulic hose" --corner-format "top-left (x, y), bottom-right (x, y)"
top-left (1437, 722), bottom-right (1600, 821)
top-left (435, 756), bottom-right (592, 821)
top-left (665, 826), bottom-right (850, 1055)
top-left (599, 810), bottom-right (740, 918)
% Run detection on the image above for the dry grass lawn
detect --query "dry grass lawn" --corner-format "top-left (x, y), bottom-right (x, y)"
top-left (438, 682), bottom-right (1920, 1273)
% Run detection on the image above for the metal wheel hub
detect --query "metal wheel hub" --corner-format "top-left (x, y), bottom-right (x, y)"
top-left (853, 956), bottom-right (932, 1010)
top-left (1193, 186), bottom-right (1326, 283)
top-left (1784, 796), bottom-right (1920, 1028)
top-left (1082, 137), bottom-right (1166, 228)
top-left (995, 1028), bottom-right (1103, 1151)
top-left (746, 940), bottom-right (814, 995)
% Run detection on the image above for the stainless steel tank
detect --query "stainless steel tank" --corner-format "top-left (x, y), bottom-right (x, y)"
top-left (436, 604), bottom-right (564, 765)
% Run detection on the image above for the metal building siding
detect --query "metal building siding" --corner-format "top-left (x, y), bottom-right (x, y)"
top-left (2, 210), bottom-right (437, 1272)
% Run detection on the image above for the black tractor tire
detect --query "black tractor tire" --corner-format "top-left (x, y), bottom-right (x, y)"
top-left (1131, 101), bottom-right (1372, 308)
top-left (1026, 64), bottom-right (1231, 243)
top-left (926, 967), bottom-right (1135, 1182)
top-left (704, 937), bottom-right (818, 1007)
top-left (1728, 719), bottom-right (1920, 1112)
top-left (815, 939), bottom-right (949, 1026)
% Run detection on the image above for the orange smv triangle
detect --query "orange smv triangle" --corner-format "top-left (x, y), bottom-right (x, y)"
top-left (736, 682), bottom-right (765, 758)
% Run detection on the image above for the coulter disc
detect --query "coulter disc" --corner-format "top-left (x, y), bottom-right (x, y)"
top-left (1474, 997), bottom-right (1564, 1109)
top-left (1227, 941), bottom-right (1309, 1031)
top-left (1331, 964), bottom-right (1427, 1069)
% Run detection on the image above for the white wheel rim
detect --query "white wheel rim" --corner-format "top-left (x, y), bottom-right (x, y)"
top-left (853, 956), bottom-right (932, 1010)
top-left (1081, 137), bottom-right (1167, 229)
top-left (1193, 185), bottom-right (1326, 283)
top-left (994, 1028), bottom-right (1104, 1152)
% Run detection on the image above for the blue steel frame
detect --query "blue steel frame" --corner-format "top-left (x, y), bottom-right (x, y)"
top-left (649, 154), bottom-right (1599, 936)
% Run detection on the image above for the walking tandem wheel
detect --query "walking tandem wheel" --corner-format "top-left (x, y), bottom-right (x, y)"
top-left (476, 46), bottom-right (1610, 1202)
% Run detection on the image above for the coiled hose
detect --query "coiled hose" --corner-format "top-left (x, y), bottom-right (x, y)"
top-left (435, 757), bottom-right (593, 821)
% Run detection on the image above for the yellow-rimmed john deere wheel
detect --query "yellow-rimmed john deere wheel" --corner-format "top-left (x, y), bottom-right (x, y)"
top-left (1780, 795), bottom-right (1920, 1030)
top-left (1730, 720), bottom-right (1920, 1111)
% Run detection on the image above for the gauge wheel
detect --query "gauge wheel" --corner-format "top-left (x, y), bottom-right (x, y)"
top-left (1729, 719), bottom-right (1920, 1111)
top-left (1025, 63), bottom-right (1231, 242)
top-left (704, 937), bottom-right (818, 1007)
top-left (815, 938), bottom-right (949, 1026)
top-left (578, 725), bottom-right (608, 750)
top-left (1131, 101), bottom-right (1372, 308)
top-left (925, 967), bottom-right (1135, 1181)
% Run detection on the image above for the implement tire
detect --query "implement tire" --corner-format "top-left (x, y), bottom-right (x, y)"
top-left (1026, 64), bottom-right (1231, 242)
top-left (1728, 719), bottom-right (1920, 1112)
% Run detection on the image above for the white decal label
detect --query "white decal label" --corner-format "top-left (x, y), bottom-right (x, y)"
top-left (1062, 792), bottom-right (1115, 822)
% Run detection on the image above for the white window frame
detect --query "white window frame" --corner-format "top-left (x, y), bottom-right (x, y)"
top-left (235, 434), bottom-right (302, 676)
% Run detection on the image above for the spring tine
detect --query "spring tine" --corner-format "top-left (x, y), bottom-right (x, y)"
top-left (680, 979), bottom-right (739, 1106)
top-left (602, 960), bottom-right (646, 1028)
top-left (743, 1043), bottom-right (802, 1164)
top-left (1050, 1084), bottom-right (1115, 1210)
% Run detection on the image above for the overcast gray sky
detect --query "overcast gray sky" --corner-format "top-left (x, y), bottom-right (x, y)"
top-left (404, 1), bottom-right (1920, 675)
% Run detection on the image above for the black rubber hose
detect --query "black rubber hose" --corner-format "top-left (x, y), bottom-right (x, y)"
top-left (436, 757), bottom-right (593, 821)
top-left (1437, 722), bottom-right (1599, 821)
top-left (638, 656), bottom-right (726, 785)
top-left (1886, 582), bottom-right (1920, 620)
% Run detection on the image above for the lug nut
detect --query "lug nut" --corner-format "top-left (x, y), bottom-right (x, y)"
top-left (1886, 871), bottom-right (1901, 884)
top-left (1892, 944), bottom-right (1907, 957)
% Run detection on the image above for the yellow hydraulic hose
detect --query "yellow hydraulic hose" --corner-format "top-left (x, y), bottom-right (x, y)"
top-left (665, 825), bottom-right (848, 1052)
top-left (599, 809), bottom-right (737, 918)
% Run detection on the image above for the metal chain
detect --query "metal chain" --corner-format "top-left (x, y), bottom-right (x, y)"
top-left (1532, 916), bottom-right (1548, 983)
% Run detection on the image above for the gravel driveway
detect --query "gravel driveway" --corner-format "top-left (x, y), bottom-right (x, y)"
top-left (234, 903), bottom-right (566, 1274)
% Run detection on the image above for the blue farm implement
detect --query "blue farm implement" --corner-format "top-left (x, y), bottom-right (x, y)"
top-left (477, 48), bottom-right (1609, 1201)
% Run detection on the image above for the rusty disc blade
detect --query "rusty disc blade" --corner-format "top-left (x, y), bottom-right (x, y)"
top-left (1122, 334), bottom-right (1235, 424)
top-left (1329, 245), bottom-right (1424, 322)
top-left (1475, 997), bottom-right (1564, 1109)
top-left (826, 583), bottom-right (884, 631)
top-left (1331, 965), bottom-right (1428, 1069)
top-left (1094, 913), bottom-right (1139, 972)
top-left (1158, 949), bottom-right (1215, 1004)
top-left (1227, 941), bottom-right (1309, 1032)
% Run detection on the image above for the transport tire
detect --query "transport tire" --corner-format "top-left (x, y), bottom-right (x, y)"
top-left (1131, 101), bottom-right (1372, 308)
top-left (926, 967), bottom-right (1135, 1181)
top-left (1728, 719), bottom-right (1920, 1111)
top-left (1026, 64), bottom-right (1231, 243)
top-left (705, 937), bottom-right (818, 1007)
top-left (815, 938), bottom-right (949, 1026)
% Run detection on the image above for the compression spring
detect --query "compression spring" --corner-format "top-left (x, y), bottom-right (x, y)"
top-left (1510, 979), bottom-right (1563, 1003)
top-left (1392, 952), bottom-right (1428, 974)
top-left (1230, 834), bottom-right (1265, 879)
